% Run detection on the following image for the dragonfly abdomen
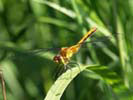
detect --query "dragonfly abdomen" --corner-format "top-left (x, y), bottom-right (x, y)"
top-left (78, 27), bottom-right (97, 44)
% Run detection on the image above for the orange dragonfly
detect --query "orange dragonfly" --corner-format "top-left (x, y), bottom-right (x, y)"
top-left (53, 27), bottom-right (97, 70)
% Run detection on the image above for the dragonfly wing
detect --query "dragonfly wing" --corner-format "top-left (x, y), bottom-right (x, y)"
top-left (10, 47), bottom-right (61, 62)
top-left (80, 36), bottom-right (111, 48)
top-left (86, 36), bottom-right (111, 43)
top-left (26, 47), bottom-right (61, 54)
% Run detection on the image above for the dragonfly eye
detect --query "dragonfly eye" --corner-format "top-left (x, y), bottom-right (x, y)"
top-left (53, 56), bottom-right (61, 63)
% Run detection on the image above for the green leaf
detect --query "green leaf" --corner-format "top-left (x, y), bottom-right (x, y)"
top-left (44, 64), bottom-right (99, 100)
top-left (84, 66), bottom-right (121, 85)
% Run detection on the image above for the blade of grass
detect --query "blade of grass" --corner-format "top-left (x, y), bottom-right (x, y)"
top-left (111, 0), bottom-right (129, 88)
top-left (0, 68), bottom-right (7, 100)
top-left (32, 0), bottom-right (76, 18)
top-left (70, 0), bottom-right (86, 33)
top-left (44, 64), bottom-right (99, 100)
top-left (117, 17), bottom-right (129, 88)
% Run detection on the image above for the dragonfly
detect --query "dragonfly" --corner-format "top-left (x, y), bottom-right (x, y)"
top-left (53, 27), bottom-right (97, 69)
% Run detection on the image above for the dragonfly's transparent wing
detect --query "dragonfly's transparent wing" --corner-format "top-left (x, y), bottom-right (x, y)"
top-left (7, 47), bottom-right (61, 61)
top-left (80, 36), bottom-right (111, 48)
top-left (27, 47), bottom-right (61, 54)
top-left (86, 36), bottom-right (110, 43)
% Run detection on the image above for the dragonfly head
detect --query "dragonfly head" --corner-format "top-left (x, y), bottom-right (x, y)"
top-left (53, 55), bottom-right (61, 63)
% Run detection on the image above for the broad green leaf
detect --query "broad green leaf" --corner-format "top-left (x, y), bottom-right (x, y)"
top-left (44, 64), bottom-right (99, 100)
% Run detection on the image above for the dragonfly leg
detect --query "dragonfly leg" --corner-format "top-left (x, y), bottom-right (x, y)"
top-left (54, 64), bottom-right (65, 79)
top-left (68, 61), bottom-right (81, 72)
top-left (69, 60), bottom-right (80, 66)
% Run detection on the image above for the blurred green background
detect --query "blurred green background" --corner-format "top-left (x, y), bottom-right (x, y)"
top-left (0, 0), bottom-right (133, 100)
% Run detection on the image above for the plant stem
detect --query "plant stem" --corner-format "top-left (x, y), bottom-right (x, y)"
top-left (0, 69), bottom-right (7, 100)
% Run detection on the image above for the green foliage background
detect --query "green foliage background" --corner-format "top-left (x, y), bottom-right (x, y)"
top-left (0, 0), bottom-right (133, 100)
